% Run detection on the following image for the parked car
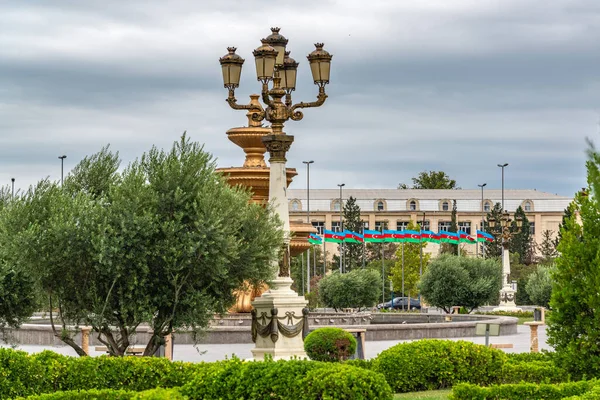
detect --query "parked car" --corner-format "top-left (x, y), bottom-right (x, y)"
top-left (379, 297), bottom-right (421, 310)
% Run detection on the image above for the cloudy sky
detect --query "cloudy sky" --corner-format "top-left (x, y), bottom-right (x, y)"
top-left (2, 0), bottom-right (599, 197)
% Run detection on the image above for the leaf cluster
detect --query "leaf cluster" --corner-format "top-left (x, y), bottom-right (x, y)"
top-left (318, 269), bottom-right (381, 310)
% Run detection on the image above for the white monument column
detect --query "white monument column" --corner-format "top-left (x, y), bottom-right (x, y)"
top-left (251, 134), bottom-right (309, 360)
top-left (494, 234), bottom-right (520, 311)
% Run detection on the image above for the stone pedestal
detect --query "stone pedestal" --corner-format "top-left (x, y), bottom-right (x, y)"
top-left (251, 277), bottom-right (308, 360)
top-left (524, 321), bottom-right (544, 352)
top-left (494, 247), bottom-right (521, 312)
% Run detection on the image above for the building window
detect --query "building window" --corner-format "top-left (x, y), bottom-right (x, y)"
top-left (420, 220), bottom-right (430, 231)
top-left (529, 222), bottom-right (535, 235)
top-left (312, 221), bottom-right (324, 235)
top-left (363, 221), bottom-right (369, 230)
top-left (483, 201), bottom-right (492, 212)
top-left (523, 201), bottom-right (533, 212)
top-left (438, 221), bottom-right (452, 232)
top-left (377, 201), bottom-right (384, 211)
top-left (331, 221), bottom-right (342, 232)
top-left (458, 221), bottom-right (471, 235)
top-left (409, 201), bottom-right (417, 211)
top-left (290, 200), bottom-right (301, 211)
top-left (397, 221), bottom-right (409, 231)
top-left (374, 221), bottom-right (386, 232)
top-left (442, 201), bottom-right (449, 211)
top-left (332, 200), bottom-right (341, 212)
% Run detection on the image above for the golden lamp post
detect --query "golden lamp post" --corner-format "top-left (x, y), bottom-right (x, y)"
top-left (488, 211), bottom-right (523, 311)
top-left (219, 28), bottom-right (332, 360)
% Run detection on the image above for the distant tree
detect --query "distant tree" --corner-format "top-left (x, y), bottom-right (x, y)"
top-left (420, 255), bottom-right (502, 313)
top-left (539, 230), bottom-right (558, 264)
top-left (366, 259), bottom-right (396, 302)
top-left (340, 196), bottom-right (364, 272)
top-left (391, 220), bottom-right (430, 299)
top-left (484, 203), bottom-right (504, 258)
top-left (318, 269), bottom-right (381, 310)
top-left (509, 206), bottom-right (532, 265)
top-left (526, 264), bottom-right (553, 308)
top-left (547, 140), bottom-right (600, 378)
top-left (398, 170), bottom-right (458, 190)
top-left (556, 202), bottom-right (575, 246)
top-left (291, 244), bottom-right (330, 294)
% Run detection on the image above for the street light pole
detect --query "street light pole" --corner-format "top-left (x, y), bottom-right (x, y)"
top-left (59, 155), bottom-right (67, 187)
top-left (303, 160), bottom-right (314, 293)
top-left (497, 163), bottom-right (508, 212)
top-left (478, 183), bottom-right (487, 258)
top-left (10, 178), bottom-right (14, 198)
top-left (337, 183), bottom-right (345, 273)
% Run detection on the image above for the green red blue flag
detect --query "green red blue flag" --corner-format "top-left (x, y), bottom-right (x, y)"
top-left (364, 229), bottom-right (385, 243)
top-left (308, 233), bottom-right (322, 245)
top-left (420, 230), bottom-right (440, 243)
top-left (324, 229), bottom-right (344, 243)
top-left (404, 230), bottom-right (421, 243)
top-left (440, 231), bottom-right (459, 244)
top-left (344, 230), bottom-right (364, 243)
top-left (476, 230), bottom-right (494, 243)
top-left (384, 230), bottom-right (405, 242)
top-left (458, 230), bottom-right (476, 243)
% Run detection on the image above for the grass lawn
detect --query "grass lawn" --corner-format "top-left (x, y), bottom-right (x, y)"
top-left (394, 390), bottom-right (451, 399)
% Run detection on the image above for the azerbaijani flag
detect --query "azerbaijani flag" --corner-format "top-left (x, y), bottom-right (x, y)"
top-left (476, 230), bottom-right (494, 243)
top-left (308, 234), bottom-right (322, 245)
top-left (458, 230), bottom-right (476, 243)
top-left (440, 231), bottom-right (459, 244)
top-left (324, 229), bottom-right (344, 243)
top-left (384, 230), bottom-right (405, 242)
top-left (364, 229), bottom-right (385, 243)
top-left (404, 230), bottom-right (421, 243)
top-left (421, 230), bottom-right (441, 243)
top-left (344, 230), bottom-right (364, 243)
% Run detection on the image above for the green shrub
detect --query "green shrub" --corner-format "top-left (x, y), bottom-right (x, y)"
top-left (474, 310), bottom-right (534, 318)
top-left (505, 351), bottom-right (555, 364)
top-left (344, 358), bottom-right (373, 370)
top-left (373, 339), bottom-right (506, 393)
top-left (304, 327), bottom-right (357, 362)
top-left (300, 363), bottom-right (393, 400)
top-left (318, 269), bottom-right (381, 310)
top-left (450, 380), bottom-right (598, 400)
top-left (565, 385), bottom-right (600, 399)
top-left (502, 361), bottom-right (568, 384)
top-left (131, 388), bottom-right (187, 399)
top-left (0, 348), bottom-right (207, 398)
top-left (18, 389), bottom-right (135, 400)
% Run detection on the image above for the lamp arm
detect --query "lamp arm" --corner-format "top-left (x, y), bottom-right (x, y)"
top-left (289, 87), bottom-right (328, 120)
top-left (261, 83), bottom-right (275, 108)
top-left (226, 89), bottom-right (256, 111)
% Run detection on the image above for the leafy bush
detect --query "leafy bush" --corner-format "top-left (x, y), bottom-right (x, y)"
top-left (318, 269), bottom-right (381, 310)
top-left (505, 351), bottom-right (555, 364)
top-left (475, 310), bottom-right (534, 318)
top-left (179, 358), bottom-right (389, 400)
top-left (526, 264), bottom-right (554, 308)
top-left (420, 255), bottom-right (502, 313)
top-left (344, 358), bottom-right (373, 370)
top-left (300, 363), bottom-right (393, 400)
top-left (18, 388), bottom-right (185, 400)
top-left (304, 327), bottom-right (357, 362)
top-left (565, 385), bottom-right (600, 399)
top-left (0, 348), bottom-right (205, 398)
top-left (450, 380), bottom-right (598, 400)
top-left (502, 361), bottom-right (568, 384)
top-left (373, 339), bottom-right (506, 393)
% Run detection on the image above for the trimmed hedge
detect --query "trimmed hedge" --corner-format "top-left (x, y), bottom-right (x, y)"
top-left (179, 358), bottom-right (392, 400)
top-left (565, 385), bottom-right (600, 399)
top-left (502, 360), bottom-right (568, 384)
top-left (505, 351), bottom-right (555, 364)
top-left (373, 339), bottom-right (506, 393)
top-left (19, 388), bottom-right (185, 399)
top-left (450, 380), bottom-right (598, 400)
top-left (304, 327), bottom-right (357, 362)
top-left (0, 349), bottom-right (206, 398)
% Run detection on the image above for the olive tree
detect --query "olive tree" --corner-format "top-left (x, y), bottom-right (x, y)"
top-left (318, 269), bottom-right (381, 310)
top-left (420, 255), bottom-right (502, 313)
top-left (0, 135), bottom-right (283, 356)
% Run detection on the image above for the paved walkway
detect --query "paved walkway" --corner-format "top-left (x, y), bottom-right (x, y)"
top-left (2, 325), bottom-right (551, 362)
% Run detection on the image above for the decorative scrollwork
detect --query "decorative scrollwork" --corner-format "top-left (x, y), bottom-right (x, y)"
top-left (251, 307), bottom-right (310, 343)
top-left (290, 110), bottom-right (304, 121)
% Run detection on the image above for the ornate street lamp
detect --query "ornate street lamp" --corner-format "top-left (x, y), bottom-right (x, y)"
top-left (219, 28), bottom-right (332, 360)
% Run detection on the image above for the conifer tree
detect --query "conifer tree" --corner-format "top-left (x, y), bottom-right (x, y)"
top-left (539, 230), bottom-right (558, 264)
top-left (547, 140), bottom-right (600, 377)
top-left (484, 203), bottom-right (504, 258)
top-left (509, 206), bottom-right (532, 265)
top-left (441, 200), bottom-right (458, 255)
top-left (339, 196), bottom-right (364, 272)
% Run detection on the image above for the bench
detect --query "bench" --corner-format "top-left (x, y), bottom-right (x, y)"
top-left (344, 328), bottom-right (366, 360)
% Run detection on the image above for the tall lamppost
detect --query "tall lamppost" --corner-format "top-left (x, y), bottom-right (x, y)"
top-left (10, 178), bottom-right (14, 198)
top-left (489, 211), bottom-right (522, 310)
top-left (497, 163), bottom-right (508, 211)
top-left (478, 183), bottom-right (487, 257)
top-left (58, 155), bottom-right (67, 187)
top-left (337, 183), bottom-right (345, 273)
top-left (219, 28), bottom-right (332, 360)
top-left (303, 160), bottom-right (314, 293)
